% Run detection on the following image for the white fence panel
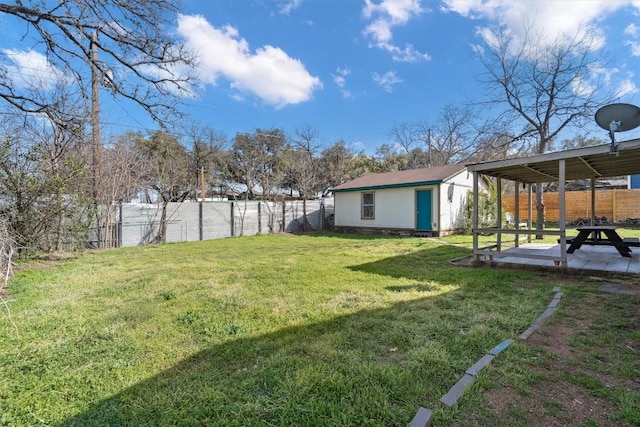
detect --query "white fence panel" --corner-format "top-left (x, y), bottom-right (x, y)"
top-left (116, 198), bottom-right (334, 247)
top-left (202, 202), bottom-right (233, 240)
top-left (234, 201), bottom-right (261, 236)
top-left (120, 203), bottom-right (161, 247)
top-left (165, 203), bottom-right (200, 243)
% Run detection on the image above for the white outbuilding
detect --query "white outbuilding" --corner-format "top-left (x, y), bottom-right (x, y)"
top-left (331, 163), bottom-right (475, 237)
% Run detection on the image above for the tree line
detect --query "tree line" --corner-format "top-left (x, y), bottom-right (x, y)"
top-left (0, 1), bottom-right (618, 252)
top-left (2, 105), bottom-right (604, 253)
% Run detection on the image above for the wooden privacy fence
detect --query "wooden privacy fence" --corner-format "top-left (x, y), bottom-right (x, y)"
top-left (502, 189), bottom-right (640, 223)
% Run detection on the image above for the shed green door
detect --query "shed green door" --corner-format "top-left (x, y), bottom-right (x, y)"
top-left (416, 190), bottom-right (432, 230)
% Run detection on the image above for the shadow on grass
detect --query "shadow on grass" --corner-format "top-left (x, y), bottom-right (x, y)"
top-left (61, 298), bottom-right (462, 426)
top-left (308, 231), bottom-right (411, 240)
top-left (59, 247), bottom-right (542, 427)
top-left (59, 288), bottom-right (538, 424)
top-left (386, 284), bottom-right (440, 293)
top-left (347, 246), bottom-right (486, 284)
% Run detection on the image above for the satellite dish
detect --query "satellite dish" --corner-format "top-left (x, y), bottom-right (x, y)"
top-left (595, 103), bottom-right (640, 132)
top-left (595, 103), bottom-right (640, 151)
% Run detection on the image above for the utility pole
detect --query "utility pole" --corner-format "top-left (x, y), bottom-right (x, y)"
top-left (90, 31), bottom-right (102, 247)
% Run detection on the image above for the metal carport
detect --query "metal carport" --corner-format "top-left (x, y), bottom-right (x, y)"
top-left (466, 138), bottom-right (640, 267)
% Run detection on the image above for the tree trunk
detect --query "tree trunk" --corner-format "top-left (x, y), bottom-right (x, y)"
top-left (155, 202), bottom-right (168, 244)
top-left (55, 197), bottom-right (64, 252)
top-left (302, 199), bottom-right (307, 232)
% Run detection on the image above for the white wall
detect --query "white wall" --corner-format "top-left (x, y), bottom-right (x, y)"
top-left (438, 169), bottom-right (476, 231)
top-left (334, 169), bottom-right (479, 233)
top-left (334, 185), bottom-right (438, 229)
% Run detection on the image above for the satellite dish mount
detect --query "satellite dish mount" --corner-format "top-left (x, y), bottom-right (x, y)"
top-left (595, 103), bottom-right (640, 153)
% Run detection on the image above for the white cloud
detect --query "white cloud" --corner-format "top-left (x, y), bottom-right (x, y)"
top-left (2, 49), bottom-right (65, 91)
top-left (616, 78), bottom-right (638, 98)
top-left (441, 0), bottom-right (626, 48)
top-left (624, 23), bottom-right (639, 37)
top-left (373, 70), bottom-right (402, 92)
top-left (280, 0), bottom-right (303, 15)
top-left (340, 89), bottom-right (354, 99)
top-left (625, 23), bottom-right (640, 56)
top-left (331, 67), bottom-right (350, 87)
top-left (362, 0), bottom-right (431, 62)
top-left (331, 67), bottom-right (354, 99)
top-left (628, 41), bottom-right (640, 56)
top-left (441, 0), bottom-right (640, 102)
top-left (177, 14), bottom-right (322, 108)
top-left (571, 75), bottom-right (596, 98)
top-left (350, 140), bottom-right (366, 152)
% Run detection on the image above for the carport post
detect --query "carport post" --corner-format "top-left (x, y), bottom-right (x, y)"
top-left (514, 181), bottom-right (520, 247)
top-left (527, 184), bottom-right (532, 243)
top-left (497, 178), bottom-right (502, 251)
top-left (559, 159), bottom-right (567, 267)
top-left (590, 177), bottom-right (596, 225)
top-left (472, 172), bottom-right (479, 260)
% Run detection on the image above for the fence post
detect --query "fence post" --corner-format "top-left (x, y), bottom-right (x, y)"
top-left (199, 201), bottom-right (203, 241)
top-left (230, 201), bottom-right (235, 237)
top-left (282, 201), bottom-right (286, 232)
top-left (258, 201), bottom-right (262, 233)
top-left (118, 204), bottom-right (123, 247)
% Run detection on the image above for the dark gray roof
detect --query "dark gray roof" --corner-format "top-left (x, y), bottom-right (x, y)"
top-left (466, 138), bottom-right (640, 184)
top-left (331, 163), bottom-right (467, 192)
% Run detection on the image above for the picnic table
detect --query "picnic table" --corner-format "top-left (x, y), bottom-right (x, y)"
top-left (566, 225), bottom-right (639, 257)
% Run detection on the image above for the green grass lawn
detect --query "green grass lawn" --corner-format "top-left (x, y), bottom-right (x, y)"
top-left (0, 233), bottom-right (636, 426)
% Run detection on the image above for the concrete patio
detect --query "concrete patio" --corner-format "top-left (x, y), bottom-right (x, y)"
top-left (485, 243), bottom-right (640, 275)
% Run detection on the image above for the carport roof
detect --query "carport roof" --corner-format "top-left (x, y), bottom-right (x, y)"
top-left (466, 138), bottom-right (640, 183)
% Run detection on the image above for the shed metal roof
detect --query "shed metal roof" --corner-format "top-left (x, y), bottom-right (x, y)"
top-left (466, 138), bottom-right (640, 183)
top-left (331, 163), bottom-right (467, 192)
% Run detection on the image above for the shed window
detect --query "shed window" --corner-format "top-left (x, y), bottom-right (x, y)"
top-left (361, 192), bottom-right (375, 219)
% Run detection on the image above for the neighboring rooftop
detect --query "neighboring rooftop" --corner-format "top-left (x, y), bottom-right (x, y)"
top-left (331, 163), bottom-right (467, 192)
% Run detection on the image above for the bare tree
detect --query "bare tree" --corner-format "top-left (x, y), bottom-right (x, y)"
top-left (418, 105), bottom-right (482, 166)
top-left (0, 123), bottom-right (55, 252)
top-left (388, 106), bottom-right (482, 169)
top-left (390, 123), bottom-right (426, 169)
top-left (476, 23), bottom-right (613, 236)
top-left (286, 126), bottom-right (324, 232)
top-left (96, 132), bottom-right (151, 247)
top-left (223, 129), bottom-right (288, 234)
top-left (319, 140), bottom-right (356, 195)
top-left (0, 95), bottom-right (92, 253)
top-left (180, 123), bottom-right (228, 201)
top-left (0, 1), bottom-right (195, 123)
top-left (29, 85), bottom-right (89, 251)
top-left (100, 132), bottom-right (149, 205)
top-left (134, 131), bottom-right (191, 243)
top-left (560, 134), bottom-right (607, 151)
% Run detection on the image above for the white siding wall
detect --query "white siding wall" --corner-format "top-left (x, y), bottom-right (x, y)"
top-left (438, 169), bottom-right (475, 232)
top-left (335, 185), bottom-right (438, 229)
top-left (334, 169), bottom-right (480, 233)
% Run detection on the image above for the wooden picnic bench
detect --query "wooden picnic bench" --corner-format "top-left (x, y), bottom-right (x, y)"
top-left (565, 226), bottom-right (637, 257)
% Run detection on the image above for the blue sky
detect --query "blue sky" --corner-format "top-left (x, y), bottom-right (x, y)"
top-left (4, 0), bottom-right (640, 153)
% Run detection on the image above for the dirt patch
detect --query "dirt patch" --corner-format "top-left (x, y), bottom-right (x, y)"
top-left (483, 376), bottom-right (621, 427)
top-left (465, 284), bottom-right (640, 426)
top-left (524, 293), bottom-right (597, 360)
